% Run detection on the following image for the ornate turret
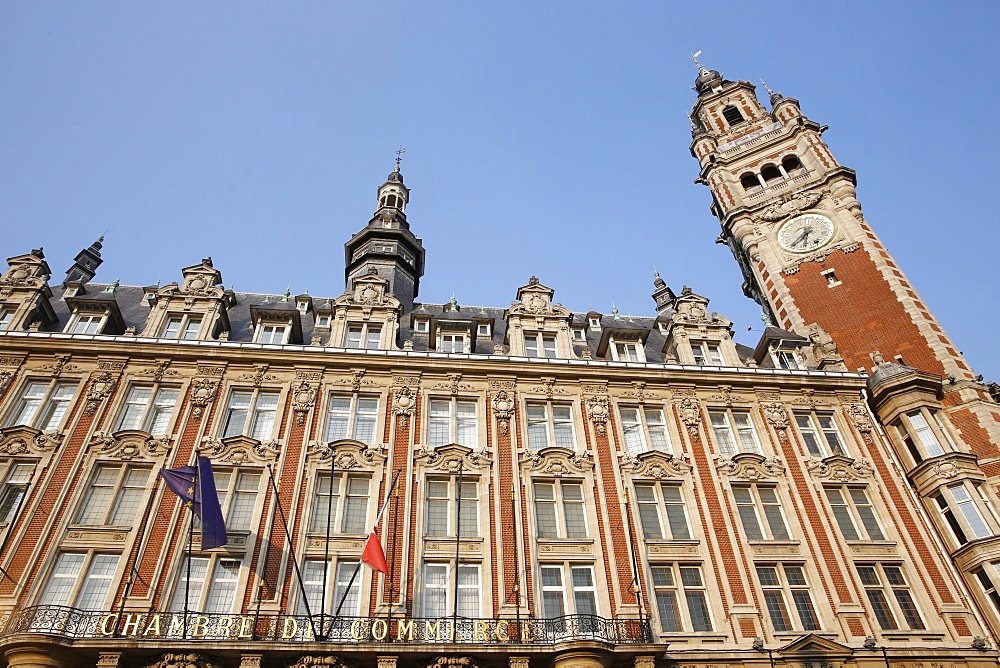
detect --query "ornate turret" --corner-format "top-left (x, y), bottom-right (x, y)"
top-left (344, 161), bottom-right (426, 313)
top-left (63, 236), bottom-right (104, 286)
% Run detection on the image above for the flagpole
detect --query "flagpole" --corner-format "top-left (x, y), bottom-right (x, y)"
top-left (621, 486), bottom-right (647, 635)
top-left (386, 473), bottom-right (400, 637)
top-left (320, 447), bottom-right (336, 640)
top-left (510, 483), bottom-right (521, 636)
top-left (451, 459), bottom-right (464, 636)
top-left (183, 451), bottom-right (199, 640)
top-left (265, 463), bottom-right (316, 638)
top-left (254, 475), bottom-right (281, 639)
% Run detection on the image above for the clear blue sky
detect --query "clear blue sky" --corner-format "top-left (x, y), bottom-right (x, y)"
top-left (2, 3), bottom-right (998, 380)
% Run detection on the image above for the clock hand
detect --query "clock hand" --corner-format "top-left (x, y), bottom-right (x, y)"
top-left (792, 228), bottom-right (809, 246)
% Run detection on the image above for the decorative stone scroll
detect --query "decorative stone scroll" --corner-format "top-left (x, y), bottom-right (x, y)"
top-left (39, 353), bottom-right (77, 377)
top-left (142, 360), bottom-right (178, 382)
top-left (90, 430), bottom-right (170, 461)
top-left (492, 390), bottom-right (515, 435)
top-left (85, 371), bottom-right (118, 416)
top-left (417, 443), bottom-right (491, 472)
top-left (716, 452), bottom-right (785, 480)
top-left (0, 369), bottom-right (14, 394)
top-left (522, 448), bottom-right (593, 476)
top-left (0, 425), bottom-right (59, 455)
top-left (843, 403), bottom-right (874, 443)
top-left (189, 379), bottom-right (219, 421)
top-left (586, 396), bottom-right (610, 436)
top-left (758, 190), bottom-right (825, 223)
top-left (308, 440), bottom-right (386, 469)
top-left (619, 450), bottom-right (693, 479)
top-left (291, 381), bottom-right (317, 426)
top-left (393, 385), bottom-right (417, 428)
top-left (202, 435), bottom-right (279, 464)
top-left (674, 392), bottom-right (702, 438)
top-left (241, 363), bottom-right (278, 387)
top-left (433, 373), bottom-right (475, 396)
top-left (530, 377), bottom-right (566, 399)
top-left (427, 657), bottom-right (480, 668)
top-left (147, 654), bottom-right (221, 668)
top-left (806, 455), bottom-right (874, 482)
top-left (761, 401), bottom-right (789, 441)
top-left (289, 656), bottom-right (348, 668)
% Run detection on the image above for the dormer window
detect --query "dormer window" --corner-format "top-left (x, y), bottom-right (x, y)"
top-left (692, 341), bottom-right (723, 366)
top-left (440, 332), bottom-right (467, 354)
top-left (68, 314), bottom-right (105, 335)
top-left (373, 243), bottom-right (395, 254)
top-left (255, 323), bottom-right (288, 345)
top-left (572, 327), bottom-right (586, 341)
top-left (315, 315), bottom-right (331, 328)
top-left (722, 105), bottom-right (745, 127)
top-left (525, 333), bottom-right (557, 358)
top-left (477, 323), bottom-right (491, 337)
top-left (162, 315), bottom-right (202, 340)
top-left (346, 324), bottom-right (381, 350)
top-left (414, 319), bottom-right (429, 333)
top-left (589, 317), bottom-right (601, 329)
top-left (612, 340), bottom-right (643, 363)
top-left (772, 348), bottom-right (803, 370)
top-left (0, 308), bottom-right (14, 331)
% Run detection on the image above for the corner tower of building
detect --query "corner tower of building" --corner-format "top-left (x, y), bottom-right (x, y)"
top-left (344, 163), bottom-right (426, 313)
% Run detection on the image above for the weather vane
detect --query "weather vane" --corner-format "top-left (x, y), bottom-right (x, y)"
top-left (395, 146), bottom-right (406, 168)
top-left (689, 50), bottom-right (704, 70)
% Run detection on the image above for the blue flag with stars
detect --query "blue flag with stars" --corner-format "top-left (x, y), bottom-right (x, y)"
top-left (159, 456), bottom-right (228, 550)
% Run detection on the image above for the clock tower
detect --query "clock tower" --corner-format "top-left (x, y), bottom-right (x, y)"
top-left (690, 63), bottom-right (1000, 630)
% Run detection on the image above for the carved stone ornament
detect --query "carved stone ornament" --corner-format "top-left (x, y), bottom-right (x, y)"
top-left (844, 403), bottom-right (873, 437)
top-left (806, 455), bottom-right (874, 482)
top-left (676, 395), bottom-right (702, 438)
top-left (142, 360), bottom-right (178, 382)
top-left (433, 373), bottom-right (475, 396)
top-left (0, 370), bottom-right (13, 393)
top-left (39, 353), bottom-right (77, 377)
top-left (427, 657), bottom-right (480, 668)
top-left (292, 381), bottom-right (317, 426)
top-left (392, 385), bottom-right (416, 427)
top-left (97, 653), bottom-right (122, 667)
top-left (85, 371), bottom-right (118, 416)
top-left (308, 440), bottom-right (386, 469)
top-left (492, 390), bottom-right (515, 435)
top-left (189, 379), bottom-right (219, 420)
top-left (356, 282), bottom-right (385, 306)
top-left (586, 396), bottom-right (610, 436)
top-left (716, 452), bottom-right (785, 480)
top-left (148, 654), bottom-right (222, 668)
top-left (530, 377), bottom-right (566, 399)
top-left (522, 448), bottom-right (594, 476)
top-left (931, 459), bottom-right (964, 480)
top-left (90, 430), bottom-right (170, 461)
top-left (619, 450), bottom-right (693, 479)
top-left (417, 442), bottom-right (491, 472)
top-left (203, 435), bottom-right (280, 464)
top-left (241, 363), bottom-right (278, 387)
top-left (761, 401), bottom-right (789, 441)
top-left (0, 425), bottom-right (59, 455)
top-left (289, 656), bottom-right (348, 668)
top-left (758, 190), bottom-right (825, 223)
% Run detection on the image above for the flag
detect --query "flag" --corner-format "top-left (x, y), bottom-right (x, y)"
top-left (159, 456), bottom-right (228, 550)
top-left (361, 528), bottom-right (388, 574)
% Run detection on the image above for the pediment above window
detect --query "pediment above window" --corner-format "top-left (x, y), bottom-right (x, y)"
top-left (716, 452), bottom-right (785, 480)
top-left (1, 250), bottom-right (51, 290)
top-left (88, 429), bottom-right (170, 461)
top-left (202, 434), bottom-right (279, 464)
top-left (250, 305), bottom-right (303, 344)
top-left (668, 290), bottom-right (731, 328)
top-left (334, 270), bottom-right (401, 310)
top-left (596, 326), bottom-right (649, 358)
top-left (805, 454), bottom-right (875, 482)
top-left (307, 440), bottom-right (386, 469)
top-left (65, 296), bottom-right (126, 335)
top-left (0, 250), bottom-right (56, 328)
top-left (619, 450), bottom-right (692, 479)
top-left (522, 447), bottom-right (593, 476)
top-left (416, 442), bottom-right (491, 472)
top-left (508, 277), bottom-right (570, 317)
top-left (776, 633), bottom-right (854, 657)
top-left (0, 425), bottom-right (59, 455)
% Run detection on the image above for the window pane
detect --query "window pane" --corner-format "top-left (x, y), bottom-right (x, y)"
top-left (77, 554), bottom-right (120, 610)
top-left (41, 553), bottom-right (86, 605)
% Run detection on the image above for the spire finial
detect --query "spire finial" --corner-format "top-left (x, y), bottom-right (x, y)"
top-left (395, 146), bottom-right (406, 170)
top-left (690, 50), bottom-right (706, 72)
top-left (760, 79), bottom-right (774, 95)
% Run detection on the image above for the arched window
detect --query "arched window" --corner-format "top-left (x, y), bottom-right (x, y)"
top-left (740, 172), bottom-right (761, 193)
top-left (385, 195), bottom-right (398, 208)
top-left (722, 105), bottom-right (745, 127)
top-left (782, 154), bottom-right (805, 176)
top-left (761, 164), bottom-right (783, 184)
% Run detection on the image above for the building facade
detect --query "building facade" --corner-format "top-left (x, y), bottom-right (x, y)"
top-left (0, 68), bottom-right (996, 668)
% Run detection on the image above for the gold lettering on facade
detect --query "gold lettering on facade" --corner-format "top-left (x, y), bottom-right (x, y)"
top-left (519, 623), bottom-right (533, 642)
top-left (474, 620), bottom-right (489, 641)
top-left (216, 615), bottom-right (235, 637)
top-left (192, 615), bottom-right (210, 637)
top-left (397, 619), bottom-right (414, 641)
top-left (350, 619), bottom-right (365, 640)
top-left (281, 617), bottom-right (299, 639)
top-left (120, 613), bottom-right (143, 636)
top-left (372, 618), bottom-right (388, 641)
top-left (143, 614), bottom-right (162, 637)
top-left (238, 615), bottom-right (255, 639)
top-left (495, 620), bottom-right (510, 642)
top-left (424, 619), bottom-right (441, 641)
top-left (99, 614), bottom-right (118, 636)
top-left (168, 615), bottom-right (185, 636)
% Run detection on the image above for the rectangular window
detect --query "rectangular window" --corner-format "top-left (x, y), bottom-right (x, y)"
top-left (171, 556), bottom-right (242, 613)
top-left (7, 380), bottom-right (76, 431)
top-left (857, 564), bottom-right (924, 630)
top-left (896, 409), bottom-right (949, 462)
top-left (308, 473), bottom-right (370, 534)
top-left (757, 564), bottom-right (820, 631)
top-left (162, 314), bottom-right (202, 340)
top-left (733, 485), bottom-right (789, 540)
top-left (75, 464), bottom-right (150, 526)
top-left (974, 562), bottom-right (1000, 614)
top-left (650, 564), bottom-right (713, 632)
top-left (825, 487), bottom-right (885, 541)
top-left (572, 328), bottom-right (586, 341)
top-left (324, 394), bottom-right (379, 445)
top-left (221, 390), bottom-right (280, 440)
top-left (117, 386), bottom-right (179, 436)
top-left (795, 412), bottom-right (845, 457)
top-left (613, 341), bottom-right (642, 362)
top-left (40, 552), bottom-right (120, 610)
top-left (0, 308), bottom-right (14, 331)
top-left (710, 409), bottom-right (761, 456)
top-left (534, 480), bottom-right (587, 539)
top-left (540, 565), bottom-right (597, 617)
top-left (425, 477), bottom-right (478, 537)
top-left (0, 462), bottom-right (34, 523)
top-left (635, 483), bottom-right (690, 540)
top-left (427, 398), bottom-right (478, 448)
top-left (298, 559), bottom-right (361, 616)
top-left (423, 563), bottom-right (480, 617)
top-left (773, 349), bottom-right (803, 370)
top-left (69, 313), bottom-right (104, 334)
top-left (692, 341), bottom-right (723, 365)
top-left (256, 323), bottom-right (287, 344)
top-left (619, 407), bottom-right (672, 454)
top-left (526, 402), bottom-right (575, 450)
top-left (936, 483), bottom-right (993, 545)
top-left (440, 333), bottom-right (466, 353)
top-left (477, 323), bottom-right (491, 337)
top-left (525, 333), bottom-right (557, 358)
top-left (346, 324), bottom-right (381, 349)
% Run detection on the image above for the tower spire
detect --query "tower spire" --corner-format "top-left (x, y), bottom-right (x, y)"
top-left (63, 235), bottom-right (104, 286)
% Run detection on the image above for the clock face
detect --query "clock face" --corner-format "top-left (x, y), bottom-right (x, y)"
top-left (777, 213), bottom-right (835, 253)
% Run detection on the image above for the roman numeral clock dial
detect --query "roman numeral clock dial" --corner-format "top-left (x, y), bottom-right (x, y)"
top-left (776, 213), bottom-right (835, 253)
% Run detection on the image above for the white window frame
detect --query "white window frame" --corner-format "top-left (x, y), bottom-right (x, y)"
top-left (422, 562), bottom-right (481, 618)
top-left (254, 322), bottom-right (289, 344)
top-left (220, 389), bottom-right (280, 440)
top-left (709, 409), bottom-right (761, 456)
top-left (413, 318), bottom-right (429, 333)
top-left (345, 323), bottom-right (382, 349)
top-left (424, 476), bottom-right (478, 538)
top-left (170, 555), bottom-right (243, 614)
top-left (539, 564), bottom-right (598, 619)
top-left (733, 484), bottom-right (790, 541)
top-left (67, 312), bottom-right (106, 335)
top-left (634, 482), bottom-right (691, 541)
top-left (162, 314), bottom-right (203, 340)
top-left (211, 468), bottom-right (263, 532)
top-left (438, 331), bottom-right (468, 354)
top-left (756, 563), bottom-right (820, 632)
top-left (116, 385), bottom-right (179, 436)
top-left (314, 314), bottom-right (331, 328)
top-left (794, 411), bottom-right (846, 457)
top-left (524, 332), bottom-right (557, 358)
top-left (0, 461), bottom-right (35, 523)
top-left (771, 347), bottom-right (803, 370)
top-left (307, 472), bottom-right (371, 535)
top-left (856, 563), bottom-right (925, 631)
top-left (39, 552), bottom-right (121, 610)
top-left (297, 558), bottom-right (362, 616)
top-left (427, 398), bottom-right (478, 448)
top-left (6, 380), bottom-right (77, 431)
top-left (650, 563), bottom-right (713, 633)
top-left (74, 464), bottom-right (151, 526)
top-left (611, 339), bottom-right (645, 362)
top-left (477, 322), bottom-right (491, 337)
top-left (691, 341), bottom-right (724, 366)
top-left (324, 393), bottom-right (379, 445)
top-left (934, 482), bottom-right (996, 545)
top-left (619, 406), bottom-right (672, 454)
top-left (525, 402), bottom-right (576, 450)
top-left (0, 307), bottom-right (14, 331)
top-left (533, 480), bottom-right (588, 539)
top-left (895, 408), bottom-right (954, 462)
top-left (825, 486), bottom-right (885, 541)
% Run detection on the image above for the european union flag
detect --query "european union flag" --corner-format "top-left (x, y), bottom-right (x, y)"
top-left (159, 456), bottom-right (228, 550)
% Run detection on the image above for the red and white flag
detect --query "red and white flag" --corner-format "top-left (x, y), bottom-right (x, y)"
top-left (361, 528), bottom-right (388, 574)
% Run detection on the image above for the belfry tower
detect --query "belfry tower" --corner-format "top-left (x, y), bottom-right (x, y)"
top-left (689, 61), bottom-right (1000, 635)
